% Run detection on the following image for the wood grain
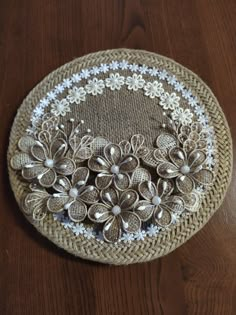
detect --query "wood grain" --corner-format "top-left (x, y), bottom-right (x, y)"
top-left (0, 0), bottom-right (236, 314)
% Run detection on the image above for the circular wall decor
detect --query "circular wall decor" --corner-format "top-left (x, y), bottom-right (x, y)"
top-left (8, 49), bottom-right (232, 265)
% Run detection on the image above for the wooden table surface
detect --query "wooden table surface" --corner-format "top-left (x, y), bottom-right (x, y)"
top-left (0, 1), bottom-right (235, 314)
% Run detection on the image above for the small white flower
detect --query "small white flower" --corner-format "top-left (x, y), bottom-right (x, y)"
top-left (55, 83), bottom-right (65, 94)
top-left (126, 74), bottom-right (145, 91)
top-left (207, 145), bottom-right (215, 155)
top-left (206, 155), bottom-right (215, 167)
top-left (63, 78), bottom-right (73, 88)
top-left (147, 224), bottom-right (159, 237)
top-left (81, 69), bottom-right (90, 79)
top-left (119, 60), bottom-right (129, 70)
top-left (100, 63), bottom-right (109, 73)
top-left (121, 233), bottom-right (135, 243)
top-left (72, 73), bottom-right (81, 83)
top-left (110, 61), bottom-right (119, 70)
top-left (47, 91), bottom-right (57, 101)
top-left (144, 81), bottom-right (164, 99)
top-left (148, 68), bottom-right (158, 76)
top-left (171, 213), bottom-right (179, 225)
top-left (195, 185), bottom-right (205, 193)
top-left (139, 65), bottom-right (148, 74)
top-left (171, 107), bottom-right (193, 125)
top-left (174, 81), bottom-right (184, 92)
top-left (195, 105), bottom-right (204, 116)
top-left (84, 227), bottom-right (96, 239)
top-left (160, 92), bottom-right (180, 110)
top-left (182, 89), bottom-right (192, 99)
top-left (67, 86), bottom-right (86, 104)
top-left (198, 115), bottom-right (208, 126)
top-left (85, 78), bottom-right (105, 95)
top-left (72, 223), bottom-right (85, 236)
top-left (158, 69), bottom-right (168, 80)
top-left (61, 217), bottom-right (73, 229)
top-left (91, 66), bottom-right (100, 75)
top-left (129, 63), bottom-right (139, 71)
top-left (105, 73), bottom-right (125, 91)
top-left (51, 99), bottom-right (71, 116)
top-left (134, 230), bottom-right (146, 241)
top-left (188, 96), bottom-right (198, 107)
top-left (96, 231), bottom-right (104, 242)
top-left (167, 75), bottom-right (177, 86)
top-left (34, 106), bottom-right (44, 117)
top-left (40, 98), bottom-right (50, 107)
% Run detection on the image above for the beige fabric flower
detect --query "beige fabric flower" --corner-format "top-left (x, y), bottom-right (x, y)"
top-left (88, 143), bottom-right (139, 190)
top-left (135, 179), bottom-right (185, 227)
top-left (47, 167), bottom-right (99, 222)
top-left (88, 187), bottom-right (140, 243)
top-left (157, 147), bottom-right (214, 194)
top-left (11, 135), bottom-right (75, 187)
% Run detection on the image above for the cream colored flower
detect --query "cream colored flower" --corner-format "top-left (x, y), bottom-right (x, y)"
top-left (126, 74), bottom-right (145, 91)
top-left (172, 107), bottom-right (193, 125)
top-left (105, 73), bottom-right (125, 90)
top-left (67, 86), bottom-right (86, 104)
top-left (85, 78), bottom-right (105, 95)
top-left (51, 99), bottom-right (70, 116)
top-left (160, 92), bottom-right (180, 110)
top-left (144, 81), bottom-right (164, 99)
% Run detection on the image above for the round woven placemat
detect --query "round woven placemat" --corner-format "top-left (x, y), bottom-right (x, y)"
top-left (8, 49), bottom-right (233, 265)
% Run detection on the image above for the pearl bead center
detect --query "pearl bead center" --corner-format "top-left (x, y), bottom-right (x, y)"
top-left (110, 165), bottom-right (120, 174)
top-left (152, 196), bottom-right (162, 206)
top-left (69, 188), bottom-right (79, 198)
top-left (180, 165), bottom-right (190, 175)
top-left (111, 205), bottom-right (121, 216)
top-left (44, 158), bottom-right (54, 168)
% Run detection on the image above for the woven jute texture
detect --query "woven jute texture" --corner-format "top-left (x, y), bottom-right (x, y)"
top-left (7, 49), bottom-right (233, 265)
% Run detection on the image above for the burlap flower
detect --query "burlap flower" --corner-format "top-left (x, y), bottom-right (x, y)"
top-left (88, 187), bottom-right (141, 242)
top-left (134, 179), bottom-right (185, 227)
top-left (47, 167), bottom-right (99, 222)
top-left (11, 136), bottom-right (75, 187)
top-left (157, 147), bottom-right (214, 194)
top-left (88, 143), bottom-right (139, 190)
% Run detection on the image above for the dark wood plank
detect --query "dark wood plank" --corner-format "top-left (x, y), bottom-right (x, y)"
top-left (0, 0), bottom-right (235, 314)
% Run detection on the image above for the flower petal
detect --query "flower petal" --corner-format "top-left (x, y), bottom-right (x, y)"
top-left (162, 196), bottom-right (185, 213)
top-left (157, 162), bottom-right (179, 178)
top-left (47, 194), bottom-right (69, 213)
top-left (119, 189), bottom-right (139, 210)
top-left (134, 201), bottom-right (154, 221)
top-left (18, 136), bottom-right (36, 153)
top-left (153, 148), bottom-right (167, 162)
top-left (68, 200), bottom-right (87, 222)
top-left (119, 154), bottom-right (139, 173)
top-left (22, 164), bottom-right (47, 180)
top-left (50, 138), bottom-right (67, 160)
top-left (10, 153), bottom-right (36, 170)
top-left (154, 206), bottom-right (172, 227)
top-left (119, 140), bottom-right (131, 155)
top-left (31, 143), bottom-right (47, 161)
top-left (53, 176), bottom-right (71, 193)
top-left (101, 187), bottom-right (119, 207)
top-left (183, 140), bottom-right (196, 153)
top-left (181, 193), bottom-right (200, 212)
top-left (39, 169), bottom-right (57, 187)
top-left (130, 167), bottom-right (151, 188)
top-left (79, 185), bottom-right (99, 204)
top-left (130, 134), bottom-right (149, 157)
top-left (88, 155), bottom-right (110, 172)
top-left (95, 173), bottom-right (113, 190)
top-left (75, 147), bottom-right (93, 162)
top-left (156, 133), bottom-right (177, 150)
top-left (104, 143), bottom-right (122, 165)
top-left (120, 211), bottom-right (141, 233)
top-left (103, 216), bottom-right (121, 243)
top-left (188, 150), bottom-right (206, 170)
top-left (90, 137), bottom-right (110, 155)
top-left (192, 169), bottom-right (214, 185)
top-left (88, 203), bottom-right (111, 223)
top-left (176, 175), bottom-right (195, 194)
top-left (114, 173), bottom-right (130, 191)
top-left (33, 207), bottom-right (47, 221)
top-left (54, 157), bottom-right (75, 175)
top-left (23, 192), bottom-right (48, 215)
top-left (169, 147), bottom-right (187, 167)
top-left (72, 167), bottom-right (89, 186)
top-left (138, 181), bottom-right (156, 201)
top-left (156, 178), bottom-right (174, 197)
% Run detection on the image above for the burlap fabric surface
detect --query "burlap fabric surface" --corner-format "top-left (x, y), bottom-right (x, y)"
top-left (7, 49), bottom-right (232, 265)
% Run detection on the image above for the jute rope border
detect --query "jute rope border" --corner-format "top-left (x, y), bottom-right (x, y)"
top-left (7, 49), bottom-right (233, 265)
